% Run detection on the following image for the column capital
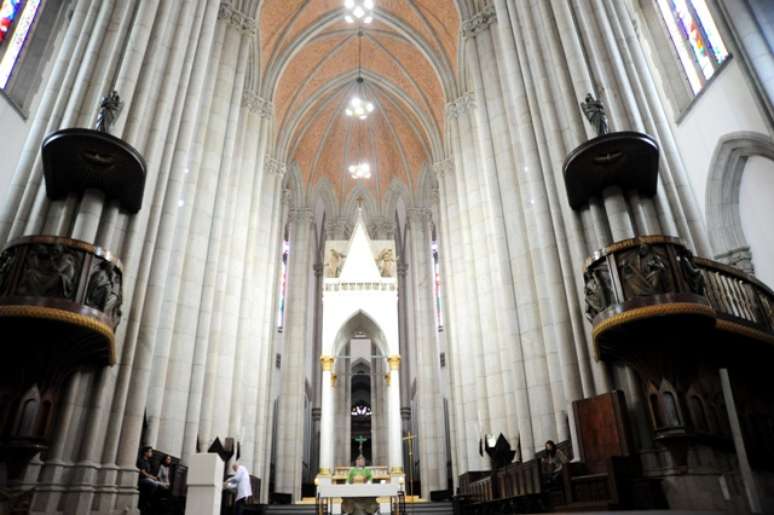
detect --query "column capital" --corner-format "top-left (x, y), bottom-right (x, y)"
top-left (243, 91), bottom-right (273, 118)
top-left (407, 207), bottom-right (432, 225)
top-left (288, 207), bottom-right (314, 225)
top-left (265, 157), bottom-right (286, 176)
top-left (432, 159), bottom-right (453, 178)
top-left (218, 1), bottom-right (257, 35)
top-left (462, 4), bottom-right (496, 39)
top-left (318, 468), bottom-right (332, 477)
top-left (389, 466), bottom-right (404, 476)
top-left (387, 355), bottom-right (401, 371)
top-left (445, 92), bottom-right (475, 120)
top-left (320, 355), bottom-right (335, 371)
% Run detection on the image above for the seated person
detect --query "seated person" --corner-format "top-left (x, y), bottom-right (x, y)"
top-left (137, 446), bottom-right (162, 508)
top-left (157, 454), bottom-right (173, 490)
top-left (541, 440), bottom-right (568, 487)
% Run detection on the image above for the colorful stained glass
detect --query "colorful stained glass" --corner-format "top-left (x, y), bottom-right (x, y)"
top-left (432, 240), bottom-right (443, 330)
top-left (0, 0), bottom-right (41, 89)
top-left (656, 0), bottom-right (729, 94)
top-left (0, 0), bottom-right (22, 44)
top-left (277, 240), bottom-right (290, 328)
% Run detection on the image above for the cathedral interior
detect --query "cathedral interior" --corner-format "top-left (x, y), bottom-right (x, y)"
top-left (1, 0), bottom-right (774, 514)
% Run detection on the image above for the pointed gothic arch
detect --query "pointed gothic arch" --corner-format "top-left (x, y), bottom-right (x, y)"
top-left (706, 131), bottom-right (774, 273)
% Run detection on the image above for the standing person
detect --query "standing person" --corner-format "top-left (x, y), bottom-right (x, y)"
top-left (541, 440), bottom-right (568, 487)
top-left (224, 461), bottom-right (252, 515)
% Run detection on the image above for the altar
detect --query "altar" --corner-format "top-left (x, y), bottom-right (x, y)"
top-left (317, 482), bottom-right (400, 514)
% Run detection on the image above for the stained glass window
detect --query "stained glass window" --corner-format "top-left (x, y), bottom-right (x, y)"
top-left (0, 0), bottom-right (42, 89)
top-left (0, 0), bottom-right (22, 44)
top-left (432, 240), bottom-right (443, 331)
top-left (277, 239), bottom-right (290, 330)
top-left (656, 0), bottom-right (729, 94)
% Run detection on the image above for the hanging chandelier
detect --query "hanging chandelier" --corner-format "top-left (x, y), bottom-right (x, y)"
top-left (345, 30), bottom-right (374, 120)
top-left (348, 162), bottom-right (371, 180)
top-left (344, 0), bottom-right (374, 24)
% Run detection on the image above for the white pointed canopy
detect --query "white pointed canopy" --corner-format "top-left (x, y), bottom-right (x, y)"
top-left (339, 208), bottom-right (382, 282)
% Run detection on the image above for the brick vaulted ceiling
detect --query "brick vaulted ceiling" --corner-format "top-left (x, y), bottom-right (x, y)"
top-left (260, 0), bottom-right (460, 202)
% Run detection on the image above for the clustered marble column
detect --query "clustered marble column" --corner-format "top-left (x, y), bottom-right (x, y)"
top-left (274, 206), bottom-right (315, 498)
top-left (437, 0), bottom-right (712, 484)
top-left (406, 207), bottom-right (448, 496)
top-left (0, 1), bottom-right (284, 512)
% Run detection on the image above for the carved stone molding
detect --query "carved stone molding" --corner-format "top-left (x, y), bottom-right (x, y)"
top-left (288, 207), bottom-right (314, 225)
top-left (715, 246), bottom-right (755, 276)
top-left (324, 282), bottom-right (397, 292)
top-left (462, 4), bottom-right (497, 39)
top-left (446, 92), bottom-right (475, 120)
top-left (265, 157), bottom-right (287, 177)
top-left (432, 159), bottom-right (453, 178)
top-left (218, 1), bottom-right (257, 35)
top-left (242, 91), bottom-right (273, 118)
top-left (407, 207), bottom-right (432, 226)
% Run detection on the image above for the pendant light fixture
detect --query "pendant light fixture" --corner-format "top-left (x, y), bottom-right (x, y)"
top-left (348, 123), bottom-right (371, 180)
top-left (345, 29), bottom-right (374, 120)
top-left (344, 0), bottom-right (374, 24)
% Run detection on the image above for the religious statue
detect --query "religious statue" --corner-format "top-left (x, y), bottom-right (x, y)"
top-left (0, 247), bottom-right (16, 293)
top-left (374, 247), bottom-right (395, 277)
top-left (584, 267), bottom-right (610, 320)
top-left (95, 90), bottom-right (123, 133)
top-left (325, 247), bottom-right (346, 277)
top-left (619, 244), bottom-right (671, 297)
top-left (678, 251), bottom-right (704, 295)
top-left (17, 244), bottom-right (79, 298)
top-left (86, 260), bottom-right (122, 319)
top-left (581, 93), bottom-right (608, 137)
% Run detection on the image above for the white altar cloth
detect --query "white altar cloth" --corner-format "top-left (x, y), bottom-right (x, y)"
top-left (318, 483), bottom-right (399, 498)
top-left (317, 483), bottom-right (400, 514)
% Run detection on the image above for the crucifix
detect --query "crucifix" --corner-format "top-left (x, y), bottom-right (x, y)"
top-left (354, 434), bottom-right (368, 457)
top-left (403, 432), bottom-right (416, 497)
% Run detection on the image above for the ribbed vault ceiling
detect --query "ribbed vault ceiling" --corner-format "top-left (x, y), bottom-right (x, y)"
top-left (260, 0), bottom-right (460, 201)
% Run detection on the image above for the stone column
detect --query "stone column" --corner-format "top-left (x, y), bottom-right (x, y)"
top-left (407, 207), bottom-right (447, 496)
top-left (318, 355), bottom-right (335, 480)
top-left (275, 206), bottom-right (314, 499)
top-left (387, 355), bottom-right (404, 481)
top-left (310, 263), bottom-right (324, 475)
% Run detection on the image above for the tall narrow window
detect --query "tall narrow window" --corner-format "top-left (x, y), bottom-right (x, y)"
top-left (432, 240), bottom-right (443, 331)
top-left (0, 0), bottom-right (42, 89)
top-left (0, 0), bottom-right (23, 44)
top-left (277, 239), bottom-right (290, 330)
top-left (656, 0), bottom-right (729, 94)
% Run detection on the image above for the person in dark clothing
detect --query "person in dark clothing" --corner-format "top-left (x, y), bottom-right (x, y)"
top-left (138, 446), bottom-right (162, 510)
top-left (541, 440), bottom-right (568, 488)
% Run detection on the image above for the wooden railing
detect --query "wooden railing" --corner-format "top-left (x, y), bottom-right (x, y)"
top-left (583, 235), bottom-right (774, 357)
top-left (696, 257), bottom-right (774, 338)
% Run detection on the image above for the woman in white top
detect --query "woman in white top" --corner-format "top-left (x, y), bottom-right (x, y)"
top-left (157, 455), bottom-right (172, 490)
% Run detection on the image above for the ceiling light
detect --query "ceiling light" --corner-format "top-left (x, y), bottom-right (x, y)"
top-left (348, 162), bottom-right (371, 180)
top-left (344, 0), bottom-right (374, 24)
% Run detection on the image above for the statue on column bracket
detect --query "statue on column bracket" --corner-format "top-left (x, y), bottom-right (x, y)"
top-left (95, 90), bottom-right (123, 133)
top-left (581, 93), bottom-right (608, 137)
